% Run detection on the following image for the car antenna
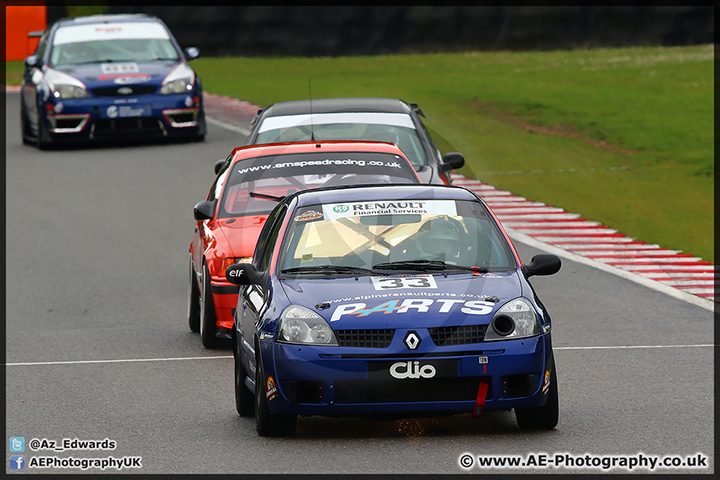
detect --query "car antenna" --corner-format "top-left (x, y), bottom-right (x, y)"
top-left (308, 78), bottom-right (316, 142)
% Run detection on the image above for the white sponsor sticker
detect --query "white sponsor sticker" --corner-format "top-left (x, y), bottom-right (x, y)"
top-left (323, 200), bottom-right (456, 220)
top-left (258, 112), bottom-right (415, 133)
top-left (53, 22), bottom-right (170, 45)
top-left (100, 63), bottom-right (139, 75)
top-left (371, 275), bottom-right (437, 290)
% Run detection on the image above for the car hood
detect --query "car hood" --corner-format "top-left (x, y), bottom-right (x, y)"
top-left (279, 271), bottom-right (524, 329)
top-left (50, 60), bottom-right (182, 90)
top-left (216, 215), bottom-right (268, 258)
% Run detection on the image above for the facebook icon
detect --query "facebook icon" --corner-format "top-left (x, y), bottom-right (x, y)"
top-left (9, 455), bottom-right (25, 470)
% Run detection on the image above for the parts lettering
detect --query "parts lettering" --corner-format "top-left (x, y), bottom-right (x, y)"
top-left (330, 298), bottom-right (494, 321)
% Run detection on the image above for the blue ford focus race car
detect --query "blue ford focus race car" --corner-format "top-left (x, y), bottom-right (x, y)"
top-left (225, 184), bottom-right (562, 436)
top-left (20, 14), bottom-right (206, 149)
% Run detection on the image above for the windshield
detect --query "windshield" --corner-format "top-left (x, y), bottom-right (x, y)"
top-left (278, 199), bottom-right (518, 273)
top-left (218, 152), bottom-right (420, 218)
top-left (50, 22), bottom-right (180, 65)
top-left (255, 113), bottom-right (428, 168)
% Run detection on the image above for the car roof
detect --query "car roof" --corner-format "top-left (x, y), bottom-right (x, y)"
top-left (55, 14), bottom-right (159, 27)
top-left (290, 184), bottom-right (479, 208)
top-left (230, 140), bottom-right (414, 161)
top-left (261, 98), bottom-right (415, 116)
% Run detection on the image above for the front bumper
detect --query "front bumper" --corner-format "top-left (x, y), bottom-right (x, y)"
top-left (40, 92), bottom-right (204, 141)
top-left (259, 332), bottom-right (554, 417)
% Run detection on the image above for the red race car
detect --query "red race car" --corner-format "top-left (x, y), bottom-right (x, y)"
top-left (188, 140), bottom-right (422, 348)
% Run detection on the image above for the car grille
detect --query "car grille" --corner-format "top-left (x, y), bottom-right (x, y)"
top-left (428, 325), bottom-right (487, 346)
top-left (92, 117), bottom-right (163, 137)
top-left (334, 376), bottom-right (492, 403)
top-left (90, 85), bottom-right (158, 96)
top-left (335, 329), bottom-right (394, 348)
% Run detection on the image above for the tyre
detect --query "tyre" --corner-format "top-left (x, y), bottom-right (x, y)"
top-left (515, 365), bottom-right (559, 430)
top-left (234, 338), bottom-right (254, 417)
top-left (194, 112), bottom-right (207, 142)
top-left (187, 110), bottom-right (206, 142)
top-left (20, 99), bottom-right (33, 145)
top-left (255, 353), bottom-right (296, 437)
top-left (35, 99), bottom-right (52, 150)
top-left (188, 257), bottom-right (200, 333)
top-left (199, 262), bottom-right (221, 348)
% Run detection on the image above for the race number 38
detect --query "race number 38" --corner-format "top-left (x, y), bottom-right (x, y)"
top-left (372, 275), bottom-right (437, 290)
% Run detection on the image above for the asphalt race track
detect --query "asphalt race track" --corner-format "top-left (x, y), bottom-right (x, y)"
top-left (4, 90), bottom-right (714, 475)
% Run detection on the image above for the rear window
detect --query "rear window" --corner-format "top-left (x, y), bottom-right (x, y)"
top-left (255, 113), bottom-right (427, 168)
top-left (218, 152), bottom-right (419, 218)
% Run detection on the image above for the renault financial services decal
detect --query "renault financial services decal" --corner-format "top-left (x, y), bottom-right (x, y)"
top-left (323, 200), bottom-right (457, 219)
top-left (330, 298), bottom-right (495, 321)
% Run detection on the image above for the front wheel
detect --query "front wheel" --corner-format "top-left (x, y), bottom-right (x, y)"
top-left (515, 366), bottom-right (559, 430)
top-left (20, 99), bottom-right (33, 145)
top-left (234, 340), bottom-right (254, 417)
top-left (255, 353), bottom-right (296, 437)
top-left (35, 99), bottom-right (53, 150)
top-left (199, 262), bottom-right (220, 348)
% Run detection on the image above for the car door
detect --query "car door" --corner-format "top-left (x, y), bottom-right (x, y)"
top-left (22, 29), bottom-right (50, 127)
top-left (239, 202), bottom-right (288, 373)
top-left (192, 160), bottom-right (230, 273)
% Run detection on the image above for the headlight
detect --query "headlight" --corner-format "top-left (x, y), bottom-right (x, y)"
top-left (160, 77), bottom-right (193, 94)
top-left (484, 297), bottom-right (541, 341)
top-left (160, 63), bottom-right (195, 94)
top-left (277, 305), bottom-right (337, 346)
top-left (46, 68), bottom-right (90, 100)
top-left (52, 84), bottom-right (90, 99)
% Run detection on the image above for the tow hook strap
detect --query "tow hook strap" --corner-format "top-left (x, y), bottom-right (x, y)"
top-left (472, 378), bottom-right (489, 417)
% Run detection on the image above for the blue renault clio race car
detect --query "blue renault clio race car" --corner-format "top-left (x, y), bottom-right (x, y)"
top-left (20, 13), bottom-right (206, 149)
top-left (226, 184), bottom-right (562, 436)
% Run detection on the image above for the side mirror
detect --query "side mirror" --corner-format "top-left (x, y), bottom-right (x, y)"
top-left (442, 152), bottom-right (465, 171)
top-left (226, 263), bottom-right (262, 285)
top-left (184, 47), bottom-right (201, 60)
top-left (24, 55), bottom-right (39, 68)
top-left (193, 200), bottom-right (216, 221)
top-left (524, 254), bottom-right (561, 278)
top-left (214, 159), bottom-right (226, 175)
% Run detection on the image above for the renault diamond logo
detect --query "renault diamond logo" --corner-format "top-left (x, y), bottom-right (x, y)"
top-left (403, 331), bottom-right (421, 350)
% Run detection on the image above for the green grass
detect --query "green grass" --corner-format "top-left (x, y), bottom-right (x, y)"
top-left (6, 45), bottom-right (714, 261)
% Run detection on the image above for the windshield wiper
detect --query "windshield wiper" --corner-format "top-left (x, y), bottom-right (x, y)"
top-left (281, 265), bottom-right (374, 275)
top-left (372, 260), bottom-right (495, 273)
top-left (249, 192), bottom-right (284, 201)
top-left (67, 59), bottom-right (130, 66)
top-left (372, 260), bottom-right (449, 271)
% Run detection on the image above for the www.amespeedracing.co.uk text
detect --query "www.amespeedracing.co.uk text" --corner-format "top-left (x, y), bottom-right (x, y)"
top-left (458, 452), bottom-right (709, 472)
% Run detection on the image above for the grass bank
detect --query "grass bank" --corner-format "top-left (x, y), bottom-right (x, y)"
top-left (6, 45), bottom-right (713, 260)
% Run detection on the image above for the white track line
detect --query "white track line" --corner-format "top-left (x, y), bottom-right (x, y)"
top-left (6, 345), bottom-right (714, 367)
top-left (5, 356), bottom-right (232, 366)
top-left (206, 116), bottom-right (251, 136)
top-left (555, 344), bottom-right (714, 351)
top-left (506, 227), bottom-right (715, 311)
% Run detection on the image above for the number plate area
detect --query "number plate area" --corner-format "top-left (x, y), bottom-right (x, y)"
top-left (368, 359), bottom-right (457, 380)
